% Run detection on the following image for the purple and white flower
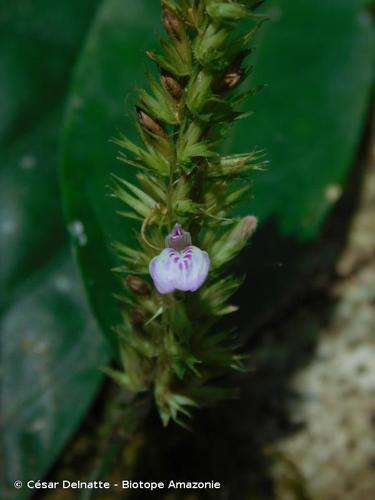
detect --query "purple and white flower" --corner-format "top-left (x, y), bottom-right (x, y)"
top-left (149, 224), bottom-right (210, 295)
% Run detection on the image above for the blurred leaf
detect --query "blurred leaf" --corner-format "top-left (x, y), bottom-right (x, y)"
top-left (0, 112), bottom-right (109, 497)
top-left (0, 0), bottom-right (108, 496)
top-left (0, 0), bottom-right (102, 302)
top-left (0, 0), bottom-right (101, 145)
top-left (0, 254), bottom-right (108, 500)
top-left (229, 0), bottom-right (375, 238)
top-left (61, 0), bottom-right (162, 351)
top-left (0, 111), bottom-right (65, 304)
top-left (61, 0), bottom-right (375, 349)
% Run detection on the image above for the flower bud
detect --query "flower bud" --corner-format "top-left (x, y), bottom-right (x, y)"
top-left (162, 7), bottom-right (185, 42)
top-left (210, 215), bottom-right (258, 268)
top-left (136, 107), bottom-right (168, 139)
top-left (126, 275), bottom-right (150, 295)
top-left (232, 215), bottom-right (258, 244)
top-left (161, 71), bottom-right (183, 100)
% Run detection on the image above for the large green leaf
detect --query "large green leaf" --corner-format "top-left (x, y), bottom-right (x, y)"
top-left (0, 0), bottom-right (102, 298)
top-left (0, 253), bottom-right (108, 500)
top-left (61, 0), bottom-right (374, 349)
top-left (0, 110), bottom-right (109, 498)
top-left (61, 0), bottom-right (162, 350)
top-left (229, 0), bottom-right (375, 238)
top-left (0, 1), bottom-right (108, 496)
top-left (0, 0), bottom-right (101, 146)
top-left (0, 111), bottom-right (65, 304)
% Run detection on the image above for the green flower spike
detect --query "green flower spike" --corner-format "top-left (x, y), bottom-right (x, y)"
top-left (110, 0), bottom-right (267, 427)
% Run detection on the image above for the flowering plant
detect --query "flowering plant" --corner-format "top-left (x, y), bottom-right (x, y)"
top-left (107, 0), bottom-right (267, 426)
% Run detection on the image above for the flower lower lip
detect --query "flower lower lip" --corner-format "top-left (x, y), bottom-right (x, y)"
top-left (149, 239), bottom-right (210, 295)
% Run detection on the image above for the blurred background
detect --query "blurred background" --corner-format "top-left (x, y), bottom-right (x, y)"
top-left (1, 1), bottom-right (374, 499)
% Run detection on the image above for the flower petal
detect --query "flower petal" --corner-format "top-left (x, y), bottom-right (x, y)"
top-left (178, 246), bottom-right (210, 292)
top-left (149, 249), bottom-right (178, 294)
top-left (149, 246), bottom-right (210, 294)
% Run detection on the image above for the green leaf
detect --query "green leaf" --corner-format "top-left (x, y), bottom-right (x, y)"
top-left (227, 0), bottom-right (375, 238)
top-left (60, 0), bottom-right (374, 350)
top-left (0, 254), bottom-right (108, 500)
top-left (0, 111), bottom-right (65, 304)
top-left (0, 0), bottom-right (101, 146)
top-left (61, 0), bottom-right (162, 351)
top-left (0, 0), bottom-right (102, 299)
top-left (0, 1), bottom-right (106, 496)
